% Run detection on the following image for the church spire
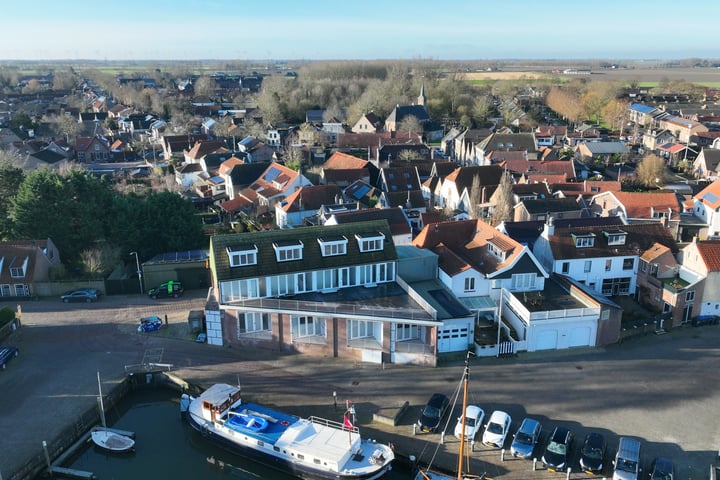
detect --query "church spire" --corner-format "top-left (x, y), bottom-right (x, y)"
top-left (417, 81), bottom-right (426, 107)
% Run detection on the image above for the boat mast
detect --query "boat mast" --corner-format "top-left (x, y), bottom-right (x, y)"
top-left (97, 371), bottom-right (107, 430)
top-left (456, 352), bottom-right (470, 480)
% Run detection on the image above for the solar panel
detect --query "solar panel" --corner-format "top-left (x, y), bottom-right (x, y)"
top-left (704, 192), bottom-right (718, 203)
top-left (353, 185), bottom-right (370, 199)
top-left (265, 167), bottom-right (281, 182)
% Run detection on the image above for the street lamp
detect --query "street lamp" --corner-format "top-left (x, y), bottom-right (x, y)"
top-left (130, 251), bottom-right (143, 294)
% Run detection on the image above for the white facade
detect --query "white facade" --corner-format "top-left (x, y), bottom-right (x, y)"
top-left (692, 197), bottom-right (720, 238)
top-left (500, 288), bottom-right (599, 351)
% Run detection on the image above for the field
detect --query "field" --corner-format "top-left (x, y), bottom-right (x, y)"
top-left (461, 65), bottom-right (720, 86)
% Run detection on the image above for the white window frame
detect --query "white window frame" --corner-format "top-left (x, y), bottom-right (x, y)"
top-left (357, 233), bottom-right (385, 252)
top-left (686, 290), bottom-right (695, 302)
top-left (295, 272), bottom-right (311, 293)
top-left (318, 237), bottom-right (348, 257)
top-left (605, 231), bottom-right (627, 246)
top-left (464, 276), bottom-right (475, 292)
top-left (274, 241), bottom-right (303, 262)
top-left (349, 320), bottom-right (376, 340)
top-left (573, 234), bottom-right (596, 248)
top-left (228, 246), bottom-right (258, 267)
top-left (237, 312), bottom-right (271, 335)
top-left (584, 260), bottom-right (592, 273)
top-left (510, 273), bottom-right (536, 291)
top-left (396, 323), bottom-right (420, 341)
top-left (291, 316), bottom-right (326, 339)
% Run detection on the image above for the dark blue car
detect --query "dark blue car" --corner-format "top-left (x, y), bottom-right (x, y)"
top-left (138, 316), bottom-right (163, 333)
top-left (417, 393), bottom-right (450, 433)
top-left (0, 346), bottom-right (19, 370)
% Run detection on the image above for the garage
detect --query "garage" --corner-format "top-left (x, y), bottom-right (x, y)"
top-left (535, 330), bottom-right (558, 350)
top-left (437, 325), bottom-right (470, 352)
top-left (569, 327), bottom-right (591, 347)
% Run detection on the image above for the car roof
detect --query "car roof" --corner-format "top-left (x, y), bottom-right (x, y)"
top-left (585, 432), bottom-right (605, 443)
top-left (465, 405), bottom-right (483, 416)
top-left (518, 417), bottom-right (540, 432)
top-left (488, 410), bottom-right (509, 422)
top-left (551, 426), bottom-right (571, 440)
top-left (428, 393), bottom-right (448, 405)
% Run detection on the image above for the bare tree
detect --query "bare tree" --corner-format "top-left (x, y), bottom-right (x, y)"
top-left (398, 114), bottom-right (423, 138)
top-left (490, 171), bottom-right (514, 226)
top-left (636, 154), bottom-right (667, 188)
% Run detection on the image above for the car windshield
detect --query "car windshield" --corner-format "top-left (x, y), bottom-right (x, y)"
top-left (487, 422), bottom-right (503, 434)
top-left (422, 405), bottom-right (439, 418)
top-left (617, 459), bottom-right (637, 472)
top-left (515, 432), bottom-right (533, 444)
top-left (547, 441), bottom-right (566, 455)
top-left (463, 417), bottom-right (476, 427)
top-left (583, 445), bottom-right (603, 459)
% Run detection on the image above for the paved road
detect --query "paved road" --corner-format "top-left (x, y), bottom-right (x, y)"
top-left (1, 293), bottom-right (719, 479)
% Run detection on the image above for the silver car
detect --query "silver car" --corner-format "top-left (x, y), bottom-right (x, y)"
top-left (510, 417), bottom-right (542, 458)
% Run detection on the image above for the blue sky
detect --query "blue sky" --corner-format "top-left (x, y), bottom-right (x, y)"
top-left (2, 0), bottom-right (718, 61)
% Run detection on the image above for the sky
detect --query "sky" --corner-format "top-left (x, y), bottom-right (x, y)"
top-left (2, 0), bottom-right (719, 61)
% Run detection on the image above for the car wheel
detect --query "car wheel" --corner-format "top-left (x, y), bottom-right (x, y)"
top-left (63, 298), bottom-right (69, 303)
top-left (86, 298), bottom-right (92, 303)
top-left (173, 293), bottom-right (179, 298)
top-left (14, 350), bottom-right (18, 357)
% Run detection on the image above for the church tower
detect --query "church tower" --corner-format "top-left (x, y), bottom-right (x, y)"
top-left (417, 81), bottom-right (426, 107)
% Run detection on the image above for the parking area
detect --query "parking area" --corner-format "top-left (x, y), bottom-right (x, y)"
top-left (1, 293), bottom-right (719, 479)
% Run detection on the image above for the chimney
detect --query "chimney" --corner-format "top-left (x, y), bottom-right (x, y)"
top-left (544, 216), bottom-right (555, 237)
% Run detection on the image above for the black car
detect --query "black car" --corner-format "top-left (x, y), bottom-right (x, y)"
top-left (542, 426), bottom-right (574, 472)
top-left (148, 281), bottom-right (184, 299)
top-left (417, 393), bottom-right (450, 433)
top-left (579, 432), bottom-right (606, 474)
top-left (60, 288), bottom-right (100, 303)
top-left (650, 457), bottom-right (674, 480)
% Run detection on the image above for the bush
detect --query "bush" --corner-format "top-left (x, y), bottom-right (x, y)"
top-left (0, 306), bottom-right (15, 326)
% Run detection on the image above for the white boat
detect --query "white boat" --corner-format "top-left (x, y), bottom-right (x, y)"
top-left (91, 372), bottom-right (135, 453)
top-left (414, 353), bottom-right (485, 480)
top-left (181, 383), bottom-right (394, 480)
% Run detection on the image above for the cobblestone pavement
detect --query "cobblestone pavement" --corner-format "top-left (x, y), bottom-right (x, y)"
top-left (1, 292), bottom-right (719, 479)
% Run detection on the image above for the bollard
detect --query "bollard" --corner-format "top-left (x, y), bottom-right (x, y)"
top-left (500, 448), bottom-right (505, 462)
top-left (42, 441), bottom-right (51, 470)
top-left (566, 467), bottom-right (571, 480)
top-left (471, 440), bottom-right (475, 452)
top-left (440, 432), bottom-right (445, 444)
top-left (532, 458), bottom-right (537, 471)
top-left (413, 424), bottom-right (417, 436)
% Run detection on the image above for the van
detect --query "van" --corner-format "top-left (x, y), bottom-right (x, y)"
top-left (613, 437), bottom-right (641, 480)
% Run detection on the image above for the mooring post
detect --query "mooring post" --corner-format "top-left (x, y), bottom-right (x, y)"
top-left (42, 440), bottom-right (51, 470)
top-left (566, 467), bottom-right (572, 480)
top-left (500, 448), bottom-right (505, 462)
top-left (533, 458), bottom-right (537, 470)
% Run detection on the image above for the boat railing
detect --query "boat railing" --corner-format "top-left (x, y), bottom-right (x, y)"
top-left (308, 416), bottom-right (358, 433)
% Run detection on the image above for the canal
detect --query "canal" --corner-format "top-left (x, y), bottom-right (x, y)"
top-left (60, 388), bottom-right (410, 480)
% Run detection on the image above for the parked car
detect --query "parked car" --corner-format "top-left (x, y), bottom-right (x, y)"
top-left (0, 346), bottom-right (19, 370)
top-left (649, 457), bottom-right (674, 480)
top-left (417, 393), bottom-right (450, 433)
top-left (138, 316), bottom-right (163, 333)
top-left (482, 410), bottom-right (512, 448)
top-left (453, 405), bottom-right (485, 440)
top-left (510, 417), bottom-right (542, 458)
top-left (60, 288), bottom-right (100, 303)
top-left (542, 426), bottom-right (574, 472)
top-left (580, 432), bottom-right (606, 474)
top-left (148, 281), bottom-right (184, 299)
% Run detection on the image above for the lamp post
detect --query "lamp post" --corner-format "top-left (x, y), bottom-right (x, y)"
top-left (130, 251), bottom-right (143, 294)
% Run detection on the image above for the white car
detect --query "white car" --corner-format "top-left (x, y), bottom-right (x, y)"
top-left (453, 405), bottom-right (485, 440)
top-left (482, 410), bottom-right (512, 448)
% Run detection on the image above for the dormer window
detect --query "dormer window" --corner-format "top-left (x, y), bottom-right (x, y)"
top-left (356, 232), bottom-right (385, 252)
top-left (487, 239), bottom-right (508, 261)
top-left (604, 230), bottom-right (627, 246)
top-left (572, 233), bottom-right (596, 248)
top-left (227, 244), bottom-right (258, 267)
top-left (9, 256), bottom-right (28, 278)
top-left (318, 236), bottom-right (347, 257)
top-left (274, 240), bottom-right (303, 262)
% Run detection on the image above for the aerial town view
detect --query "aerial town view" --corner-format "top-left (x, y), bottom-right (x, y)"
top-left (1, 1), bottom-right (720, 480)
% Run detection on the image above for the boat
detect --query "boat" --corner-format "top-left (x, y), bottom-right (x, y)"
top-left (414, 353), bottom-right (485, 480)
top-left (91, 371), bottom-right (135, 453)
top-left (180, 383), bottom-right (394, 480)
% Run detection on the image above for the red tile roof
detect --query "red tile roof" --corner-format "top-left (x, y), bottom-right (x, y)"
top-left (323, 152), bottom-right (369, 170)
top-left (609, 191), bottom-right (681, 218)
top-left (695, 179), bottom-right (720, 210)
top-left (696, 240), bottom-right (720, 271)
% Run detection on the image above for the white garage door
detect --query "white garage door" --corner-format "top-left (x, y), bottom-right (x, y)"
top-left (437, 326), bottom-right (469, 352)
top-left (569, 327), bottom-right (591, 347)
top-left (535, 330), bottom-right (558, 350)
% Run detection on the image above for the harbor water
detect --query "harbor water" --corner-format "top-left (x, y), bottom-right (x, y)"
top-left (60, 388), bottom-right (409, 480)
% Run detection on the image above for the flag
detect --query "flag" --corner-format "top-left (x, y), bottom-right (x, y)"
top-left (343, 412), bottom-right (354, 429)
